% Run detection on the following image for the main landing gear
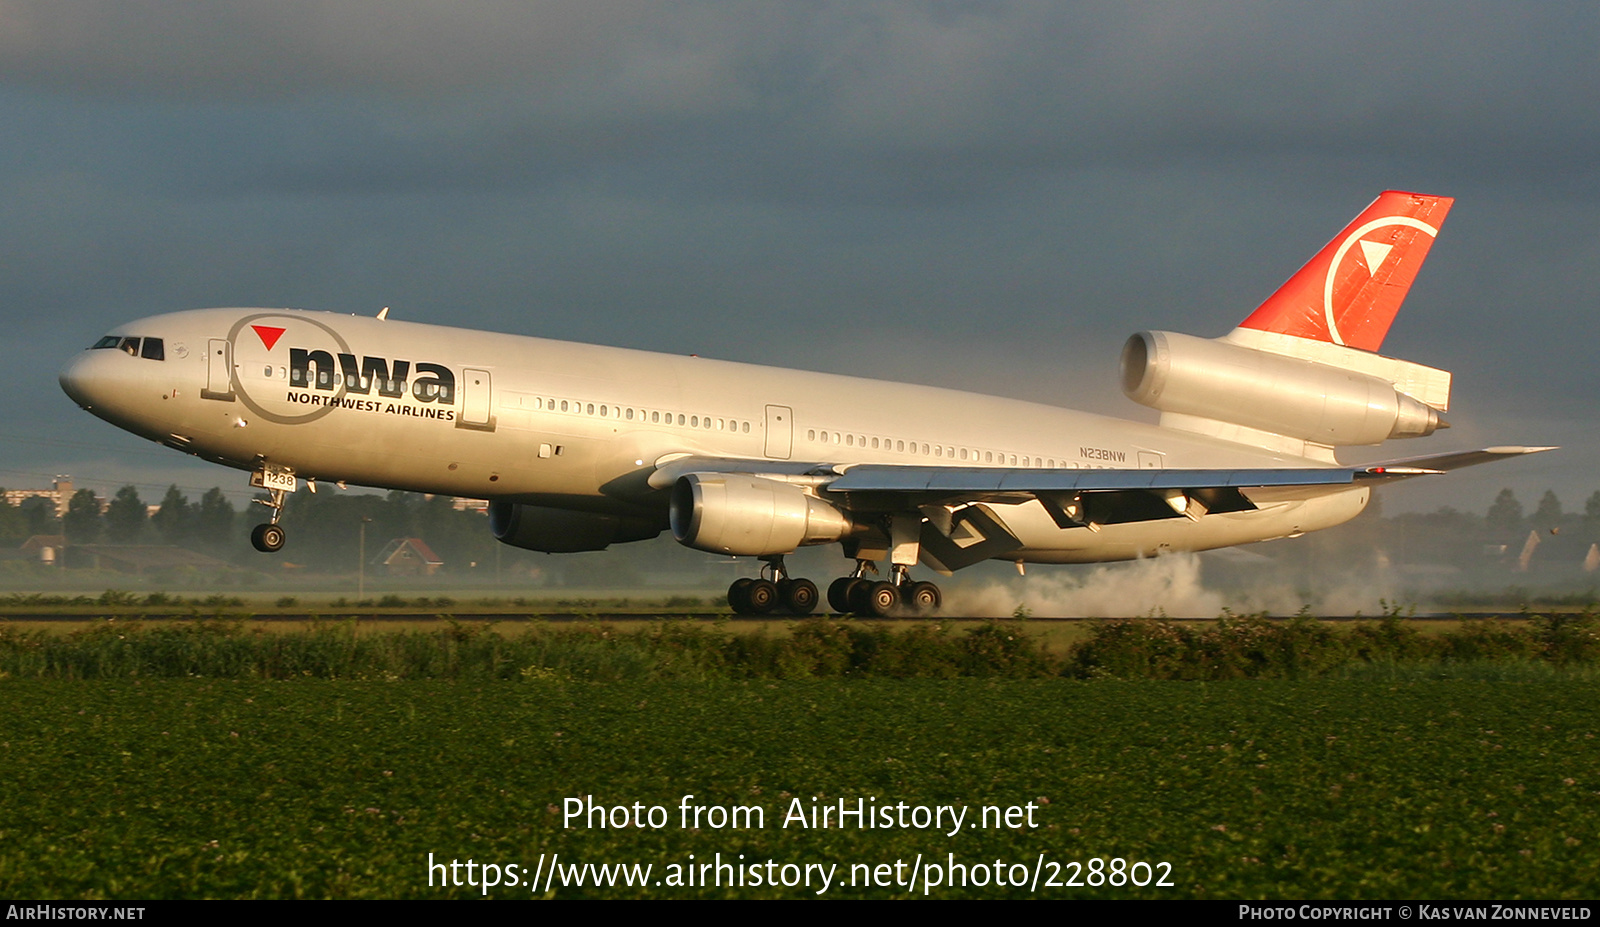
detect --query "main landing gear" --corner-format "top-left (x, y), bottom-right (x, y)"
top-left (727, 556), bottom-right (820, 616)
top-left (727, 557), bottom-right (943, 618)
top-left (249, 486), bottom-right (288, 553)
top-left (826, 562), bottom-right (942, 618)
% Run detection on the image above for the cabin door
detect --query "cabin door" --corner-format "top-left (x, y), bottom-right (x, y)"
top-left (764, 404), bottom-right (792, 459)
top-left (203, 339), bottom-right (234, 401)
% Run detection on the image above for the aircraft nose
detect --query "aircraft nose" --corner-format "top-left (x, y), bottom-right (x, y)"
top-left (59, 349), bottom-right (135, 413)
top-left (58, 352), bottom-right (97, 407)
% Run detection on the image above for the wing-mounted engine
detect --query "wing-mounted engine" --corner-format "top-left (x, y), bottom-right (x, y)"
top-left (1120, 330), bottom-right (1448, 449)
top-left (489, 502), bottom-right (662, 553)
top-left (670, 472), bottom-right (856, 556)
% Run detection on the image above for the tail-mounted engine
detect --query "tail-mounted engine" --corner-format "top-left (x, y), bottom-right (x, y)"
top-left (670, 473), bottom-right (854, 556)
top-left (1120, 330), bottom-right (1445, 447)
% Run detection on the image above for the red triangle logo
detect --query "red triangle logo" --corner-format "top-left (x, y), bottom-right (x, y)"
top-left (251, 325), bottom-right (286, 350)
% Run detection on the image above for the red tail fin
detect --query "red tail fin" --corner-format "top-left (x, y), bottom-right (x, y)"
top-left (1235, 191), bottom-right (1453, 352)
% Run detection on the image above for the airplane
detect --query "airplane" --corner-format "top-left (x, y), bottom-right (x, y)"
top-left (59, 191), bottom-right (1551, 617)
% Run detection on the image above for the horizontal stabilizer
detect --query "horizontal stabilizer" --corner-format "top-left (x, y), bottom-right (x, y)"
top-left (1358, 445), bottom-right (1559, 479)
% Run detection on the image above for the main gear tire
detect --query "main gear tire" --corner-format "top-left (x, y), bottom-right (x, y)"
top-left (783, 578), bottom-right (819, 615)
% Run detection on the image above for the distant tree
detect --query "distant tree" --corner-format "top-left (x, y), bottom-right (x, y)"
top-left (0, 492), bottom-right (21, 546)
top-left (18, 497), bottom-right (58, 537)
top-left (63, 488), bottom-right (103, 544)
top-left (150, 485), bottom-right (192, 544)
top-left (194, 488), bottom-right (234, 548)
top-left (1532, 490), bottom-right (1563, 530)
top-left (105, 485), bottom-right (146, 543)
top-left (1587, 491), bottom-right (1600, 523)
top-left (1485, 488), bottom-right (1524, 535)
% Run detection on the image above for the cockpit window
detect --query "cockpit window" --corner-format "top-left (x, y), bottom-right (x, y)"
top-left (90, 334), bottom-right (164, 360)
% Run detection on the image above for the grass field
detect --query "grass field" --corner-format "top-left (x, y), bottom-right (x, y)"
top-left (2, 673), bottom-right (1596, 899)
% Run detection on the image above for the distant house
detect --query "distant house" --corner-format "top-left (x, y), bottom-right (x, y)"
top-left (20, 535), bottom-right (67, 566)
top-left (63, 545), bottom-right (235, 574)
top-left (374, 538), bottom-right (444, 576)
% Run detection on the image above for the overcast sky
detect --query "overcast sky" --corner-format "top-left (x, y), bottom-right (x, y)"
top-left (2, 1), bottom-right (1594, 519)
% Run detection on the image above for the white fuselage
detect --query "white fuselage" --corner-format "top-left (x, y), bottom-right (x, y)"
top-left (60, 307), bottom-right (1369, 564)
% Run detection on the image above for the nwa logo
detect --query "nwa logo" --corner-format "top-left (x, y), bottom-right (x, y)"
top-left (288, 348), bottom-right (456, 404)
top-left (226, 313), bottom-right (468, 427)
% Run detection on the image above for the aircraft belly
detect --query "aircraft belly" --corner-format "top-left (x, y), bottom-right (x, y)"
top-left (998, 488), bottom-right (1369, 564)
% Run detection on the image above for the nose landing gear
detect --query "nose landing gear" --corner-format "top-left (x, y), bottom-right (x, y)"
top-left (249, 485), bottom-right (289, 553)
top-left (727, 557), bottom-right (820, 616)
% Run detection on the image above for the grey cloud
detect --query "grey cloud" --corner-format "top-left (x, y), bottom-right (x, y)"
top-left (9, 2), bottom-right (1600, 205)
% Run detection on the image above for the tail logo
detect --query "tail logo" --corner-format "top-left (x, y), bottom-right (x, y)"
top-left (1323, 216), bottom-right (1438, 346)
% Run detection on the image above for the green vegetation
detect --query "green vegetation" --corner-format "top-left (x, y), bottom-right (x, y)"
top-left (0, 676), bottom-right (1595, 898)
top-left (1, 613), bottom-right (1597, 682)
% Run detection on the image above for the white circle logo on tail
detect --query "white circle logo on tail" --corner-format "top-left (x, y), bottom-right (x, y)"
top-left (1323, 216), bottom-right (1438, 345)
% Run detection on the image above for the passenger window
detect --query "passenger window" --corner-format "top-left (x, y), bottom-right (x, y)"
top-left (896, 441), bottom-right (904, 452)
top-left (587, 403), bottom-right (594, 415)
top-left (600, 405), bottom-right (608, 417)
top-left (742, 421), bottom-right (749, 433)
top-left (560, 400), bottom-right (568, 412)
top-left (141, 338), bottom-right (164, 360)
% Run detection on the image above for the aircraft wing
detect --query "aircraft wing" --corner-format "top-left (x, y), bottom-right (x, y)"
top-left (649, 445), bottom-right (1555, 529)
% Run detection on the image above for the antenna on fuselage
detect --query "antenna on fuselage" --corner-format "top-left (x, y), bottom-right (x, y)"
top-left (377, 306), bottom-right (390, 321)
